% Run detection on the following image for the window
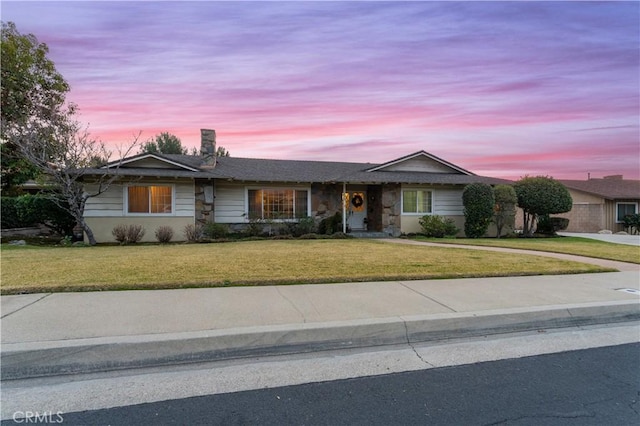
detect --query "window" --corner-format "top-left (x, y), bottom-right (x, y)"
top-left (248, 189), bottom-right (308, 220)
top-left (127, 185), bottom-right (172, 214)
top-left (402, 190), bottom-right (432, 214)
top-left (616, 203), bottom-right (638, 222)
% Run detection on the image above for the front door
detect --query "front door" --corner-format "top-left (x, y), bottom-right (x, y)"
top-left (346, 191), bottom-right (367, 231)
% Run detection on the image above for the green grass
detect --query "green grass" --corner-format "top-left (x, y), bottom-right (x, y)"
top-left (0, 239), bottom-right (613, 294)
top-left (411, 236), bottom-right (640, 264)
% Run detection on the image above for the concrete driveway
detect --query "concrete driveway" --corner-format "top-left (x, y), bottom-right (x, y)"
top-left (558, 232), bottom-right (640, 246)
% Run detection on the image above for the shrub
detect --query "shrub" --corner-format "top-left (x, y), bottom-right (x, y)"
top-left (112, 224), bottom-right (145, 244)
top-left (419, 215), bottom-right (459, 238)
top-left (537, 215), bottom-right (570, 235)
top-left (493, 185), bottom-right (517, 238)
top-left (622, 214), bottom-right (640, 235)
top-left (245, 216), bottom-right (266, 237)
top-left (514, 176), bottom-right (572, 236)
top-left (203, 222), bottom-right (229, 239)
top-left (285, 217), bottom-right (316, 237)
top-left (155, 226), bottom-right (174, 243)
top-left (1, 197), bottom-right (23, 229)
top-left (126, 225), bottom-right (145, 243)
top-left (318, 212), bottom-right (343, 235)
top-left (462, 183), bottom-right (495, 238)
top-left (183, 223), bottom-right (204, 242)
top-left (111, 224), bottom-right (128, 244)
top-left (1, 195), bottom-right (75, 235)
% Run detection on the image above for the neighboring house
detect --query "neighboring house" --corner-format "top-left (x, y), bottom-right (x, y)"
top-left (82, 129), bottom-right (510, 243)
top-left (556, 176), bottom-right (640, 233)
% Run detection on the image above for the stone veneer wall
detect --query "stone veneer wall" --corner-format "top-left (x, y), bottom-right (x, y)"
top-left (381, 183), bottom-right (401, 236)
top-left (195, 180), bottom-right (215, 224)
top-left (311, 183), bottom-right (344, 221)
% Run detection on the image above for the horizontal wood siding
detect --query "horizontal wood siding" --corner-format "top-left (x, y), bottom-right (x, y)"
top-left (214, 182), bottom-right (246, 223)
top-left (84, 184), bottom-right (124, 217)
top-left (433, 188), bottom-right (464, 216)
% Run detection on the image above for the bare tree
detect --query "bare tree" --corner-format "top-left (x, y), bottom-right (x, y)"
top-left (16, 118), bottom-right (138, 245)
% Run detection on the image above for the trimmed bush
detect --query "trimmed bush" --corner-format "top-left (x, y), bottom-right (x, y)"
top-left (127, 225), bottom-right (145, 243)
top-left (514, 176), bottom-right (572, 236)
top-left (203, 222), bottom-right (229, 239)
top-left (318, 212), bottom-right (343, 235)
top-left (112, 224), bottom-right (145, 244)
top-left (155, 226), bottom-right (174, 243)
top-left (183, 223), bottom-right (203, 242)
top-left (462, 183), bottom-right (495, 238)
top-left (285, 217), bottom-right (316, 237)
top-left (111, 224), bottom-right (128, 244)
top-left (493, 185), bottom-right (517, 238)
top-left (537, 215), bottom-right (570, 235)
top-left (419, 215), bottom-right (459, 238)
top-left (622, 214), bottom-right (640, 235)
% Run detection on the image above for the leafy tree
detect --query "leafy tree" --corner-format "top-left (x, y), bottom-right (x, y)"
top-left (216, 146), bottom-right (230, 157)
top-left (493, 184), bottom-right (517, 238)
top-left (513, 176), bottom-right (573, 236)
top-left (1, 21), bottom-right (71, 194)
top-left (140, 132), bottom-right (188, 155)
top-left (2, 21), bottom-right (138, 244)
top-left (462, 183), bottom-right (495, 238)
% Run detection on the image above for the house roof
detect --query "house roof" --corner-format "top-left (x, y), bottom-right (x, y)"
top-left (87, 151), bottom-right (511, 186)
top-left (560, 179), bottom-right (640, 200)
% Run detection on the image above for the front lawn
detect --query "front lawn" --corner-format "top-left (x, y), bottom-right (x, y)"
top-left (0, 239), bottom-right (612, 294)
top-left (411, 236), bottom-right (640, 264)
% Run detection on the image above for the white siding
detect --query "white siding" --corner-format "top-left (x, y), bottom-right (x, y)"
top-left (433, 188), bottom-right (464, 216)
top-left (84, 180), bottom-right (194, 217)
top-left (214, 182), bottom-right (246, 223)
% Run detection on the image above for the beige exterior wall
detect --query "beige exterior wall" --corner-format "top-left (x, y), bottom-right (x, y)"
top-left (83, 179), bottom-right (195, 243)
top-left (85, 216), bottom-right (195, 243)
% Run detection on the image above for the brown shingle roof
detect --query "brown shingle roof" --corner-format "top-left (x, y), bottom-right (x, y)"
top-left (560, 179), bottom-right (640, 200)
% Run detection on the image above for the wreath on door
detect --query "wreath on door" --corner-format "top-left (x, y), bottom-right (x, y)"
top-left (351, 194), bottom-right (364, 210)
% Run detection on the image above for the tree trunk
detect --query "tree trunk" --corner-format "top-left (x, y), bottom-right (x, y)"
top-left (78, 217), bottom-right (97, 245)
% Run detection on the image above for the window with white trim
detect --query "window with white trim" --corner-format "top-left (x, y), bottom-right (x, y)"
top-left (402, 189), bottom-right (432, 214)
top-left (248, 189), bottom-right (309, 220)
top-left (127, 185), bottom-right (173, 214)
top-left (616, 202), bottom-right (638, 223)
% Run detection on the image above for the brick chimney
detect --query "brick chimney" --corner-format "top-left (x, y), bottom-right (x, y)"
top-left (200, 129), bottom-right (216, 168)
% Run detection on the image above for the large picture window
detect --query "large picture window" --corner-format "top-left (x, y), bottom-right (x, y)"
top-left (616, 202), bottom-right (638, 223)
top-left (248, 189), bottom-right (309, 220)
top-left (402, 190), bottom-right (432, 214)
top-left (127, 185), bottom-right (172, 214)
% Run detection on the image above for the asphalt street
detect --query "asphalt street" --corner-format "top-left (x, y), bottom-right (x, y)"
top-left (6, 342), bottom-right (638, 426)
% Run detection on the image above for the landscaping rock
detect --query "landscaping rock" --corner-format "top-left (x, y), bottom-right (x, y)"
top-left (598, 230), bottom-right (613, 234)
top-left (8, 240), bottom-right (26, 245)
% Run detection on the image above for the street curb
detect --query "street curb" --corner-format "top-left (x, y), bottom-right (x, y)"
top-left (2, 301), bottom-right (638, 380)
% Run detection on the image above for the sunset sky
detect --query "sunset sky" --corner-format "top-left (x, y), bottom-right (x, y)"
top-left (2, 1), bottom-right (639, 180)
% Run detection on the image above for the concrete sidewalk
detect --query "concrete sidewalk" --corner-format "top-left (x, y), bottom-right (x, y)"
top-left (2, 270), bottom-right (639, 380)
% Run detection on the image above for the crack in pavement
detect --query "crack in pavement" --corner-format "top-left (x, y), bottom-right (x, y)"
top-left (402, 318), bottom-right (434, 368)
top-left (398, 281), bottom-right (457, 313)
top-left (1, 294), bottom-right (52, 319)
top-left (274, 287), bottom-right (306, 323)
